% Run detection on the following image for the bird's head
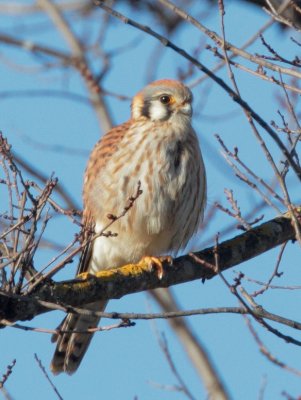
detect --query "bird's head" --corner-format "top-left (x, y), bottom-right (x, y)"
top-left (131, 79), bottom-right (193, 122)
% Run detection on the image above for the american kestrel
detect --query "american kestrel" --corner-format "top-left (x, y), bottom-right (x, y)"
top-left (51, 79), bottom-right (206, 374)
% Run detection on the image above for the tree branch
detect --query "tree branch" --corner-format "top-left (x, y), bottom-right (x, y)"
top-left (0, 210), bottom-right (297, 324)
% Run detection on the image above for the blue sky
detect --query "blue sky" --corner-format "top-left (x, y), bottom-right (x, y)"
top-left (1, 1), bottom-right (301, 399)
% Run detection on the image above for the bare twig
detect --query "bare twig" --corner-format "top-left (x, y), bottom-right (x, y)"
top-left (0, 359), bottom-right (16, 388)
top-left (34, 354), bottom-right (64, 400)
top-left (154, 331), bottom-right (197, 400)
top-left (251, 242), bottom-right (287, 297)
top-left (245, 317), bottom-right (301, 377)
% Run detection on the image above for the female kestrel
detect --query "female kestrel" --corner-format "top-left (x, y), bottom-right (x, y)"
top-left (51, 79), bottom-right (206, 374)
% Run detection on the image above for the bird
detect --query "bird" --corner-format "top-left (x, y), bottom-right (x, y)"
top-left (50, 79), bottom-right (207, 374)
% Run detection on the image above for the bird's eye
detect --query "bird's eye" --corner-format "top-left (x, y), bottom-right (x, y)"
top-left (160, 95), bottom-right (171, 104)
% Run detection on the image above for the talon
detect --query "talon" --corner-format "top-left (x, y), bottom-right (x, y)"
top-left (163, 255), bottom-right (173, 266)
top-left (139, 256), bottom-right (172, 279)
top-left (77, 272), bottom-right (94, 280)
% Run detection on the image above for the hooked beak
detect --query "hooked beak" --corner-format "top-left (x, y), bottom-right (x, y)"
top-left (178, 101), bottom-right (192, 117)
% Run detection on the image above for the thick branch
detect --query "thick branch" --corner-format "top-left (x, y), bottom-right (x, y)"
top-left (0, 210), bottom-right (297, 324)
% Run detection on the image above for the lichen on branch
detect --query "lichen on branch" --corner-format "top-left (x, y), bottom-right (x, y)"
top-left (0, 210), bottom-right (297, 324)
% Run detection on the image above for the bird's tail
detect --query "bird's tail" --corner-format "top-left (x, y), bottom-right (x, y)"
top-left (50, 300), bottom-right (107, 375)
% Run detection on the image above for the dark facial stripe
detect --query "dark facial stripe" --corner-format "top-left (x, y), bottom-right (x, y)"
top-left (141, 99), bottom-right (151, 118)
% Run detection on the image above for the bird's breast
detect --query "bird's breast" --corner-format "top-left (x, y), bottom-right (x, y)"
top-left (87, 121), bottom-right (204, 255)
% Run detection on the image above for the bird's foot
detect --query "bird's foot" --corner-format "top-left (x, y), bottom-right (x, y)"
top-left (77, 271), bottom-right (94, 280)
top-left (138, 256), bottom-right (173, 279)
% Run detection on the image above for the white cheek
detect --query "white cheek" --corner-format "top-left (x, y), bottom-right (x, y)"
top-left (149, 103), bottom-right (168, 121)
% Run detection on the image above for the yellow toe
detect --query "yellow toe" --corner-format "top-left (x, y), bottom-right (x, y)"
top-left (77, 272), bottom-right (93, 280)
top-left (139, 256), bottom-right (172, 279)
